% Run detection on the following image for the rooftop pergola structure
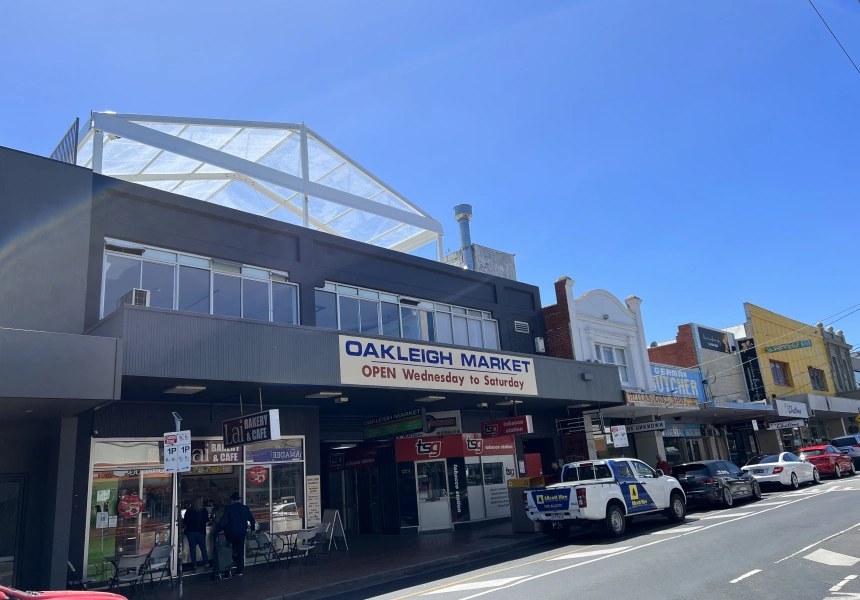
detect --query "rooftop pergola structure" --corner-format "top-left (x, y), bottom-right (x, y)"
top-left (73, 112), bottom-right (444, 257)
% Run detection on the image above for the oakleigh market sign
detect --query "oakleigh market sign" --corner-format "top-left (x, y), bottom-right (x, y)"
top-left (339, 335), bottom-right (538, 395)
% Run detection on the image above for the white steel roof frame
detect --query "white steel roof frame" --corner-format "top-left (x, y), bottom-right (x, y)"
top-left (77, 112), bottom-right (444, 258)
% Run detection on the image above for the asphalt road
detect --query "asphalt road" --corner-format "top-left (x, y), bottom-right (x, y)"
top-left (329, 477), bottom-right (860, 600)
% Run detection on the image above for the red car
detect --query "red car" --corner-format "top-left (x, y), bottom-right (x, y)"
top-left (799, 445), bottom-right (857, 478)
top-left (0, 586), bottom-right (125, 600)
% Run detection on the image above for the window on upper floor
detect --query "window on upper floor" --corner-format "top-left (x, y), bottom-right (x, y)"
top-left (808, 367), bottom-right (828, 391)
top-left (595, 343), bottom-right (629, 383)
top-left (770, 360), bottom-right (792, 387)
top-left (313, 282), bottom-right (500, 350)
top-left (102, 239), bottom-right (298, 324)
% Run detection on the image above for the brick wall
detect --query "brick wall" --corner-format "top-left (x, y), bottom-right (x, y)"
top-left (648, 324), bottom-right (697, 368)
top-left (543, 278), bottom-right (574, 359)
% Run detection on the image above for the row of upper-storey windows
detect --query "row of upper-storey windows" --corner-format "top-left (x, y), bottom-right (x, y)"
top-left (314, 283), bottom-right (500, 350)
top-left (101, 239), bottom-right (298, 324)
top-left (100, 240), bottom-right (501, 351)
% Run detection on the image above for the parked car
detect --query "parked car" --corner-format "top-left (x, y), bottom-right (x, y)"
top-left (799, 445), bottom-right (856, 478)
top-left (673, 460), bottom-right (761, 507)
top-left (0, 586), bottom-right (125, 600)
top-left (830, 434), bottom-right (860, 468)
top-left (742, 453), bottom-right (819, 489)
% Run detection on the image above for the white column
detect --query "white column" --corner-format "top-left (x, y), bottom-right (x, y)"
top-left (626, 296), bottom-right (655, 392)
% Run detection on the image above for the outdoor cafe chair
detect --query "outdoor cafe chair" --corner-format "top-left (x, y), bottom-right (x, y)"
top-left (291, 530), bottom-right (318, 567)
top-left (312, 523), bottom-right (332, 559)
top-left (140, 544), bottom-right (173, 590)
top-left (109, 553), bottom-right (148, 598)
top-left (67, 561), bottom-right (94, 590)
top-left (247, 533), bottom-right (276, 570)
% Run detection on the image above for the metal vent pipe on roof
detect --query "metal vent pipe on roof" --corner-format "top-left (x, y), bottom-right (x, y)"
top-left (453, 204), bottom-right (475, 270)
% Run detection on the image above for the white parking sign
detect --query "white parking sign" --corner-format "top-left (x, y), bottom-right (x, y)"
top-left (610, 425), bottom-right (629, 448)
top-left (164, 430), bottom-right (192, 473)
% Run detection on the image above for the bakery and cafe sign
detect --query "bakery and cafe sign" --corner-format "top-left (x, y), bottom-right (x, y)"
top-left (222, 409), bottom-right (281, 447)
top-left (624, 392), bottom-right (698, 409)
top-left (339, 335), bottom-right (538, 396)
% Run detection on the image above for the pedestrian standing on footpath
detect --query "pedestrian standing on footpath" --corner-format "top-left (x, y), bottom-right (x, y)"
top-left (184, 495), bottom-right (209, 571)
top-left (216, 491), bottom-right (256, 576)
top-left (655, 455), bottom-right (672, 476)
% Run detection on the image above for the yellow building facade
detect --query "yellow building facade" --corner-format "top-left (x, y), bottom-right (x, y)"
top-left (743, 303), bottom-right (835, 399)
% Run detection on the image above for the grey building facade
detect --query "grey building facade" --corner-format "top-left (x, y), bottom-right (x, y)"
top-left (0, 145), bottom-right (623, 588)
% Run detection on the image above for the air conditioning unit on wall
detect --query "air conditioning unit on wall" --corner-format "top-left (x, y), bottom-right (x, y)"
top-left (117, 288), bottom-right (150, 309)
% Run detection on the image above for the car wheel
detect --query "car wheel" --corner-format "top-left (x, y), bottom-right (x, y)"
top-left (850, 462), bottom-right (857, 476)
top-left (813, 469), bottom-right (821, 484)
top-left (721, 485), bottom-right (734, 508)
top-left (667, 492), bottom-right (686, 523)
top-left (604, 504), bottom-right (626, 538)
top-left (835, 464), bottom-right (842, 479)
top-left (790, 473), bottom-right (799, 489)
top-left (547, 521), bottom-right (571, 541)
top-left (752, 480), bottom-right (762, 500)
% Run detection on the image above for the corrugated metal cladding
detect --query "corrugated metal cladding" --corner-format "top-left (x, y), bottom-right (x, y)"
top-left (117, 307), bottom-right (339, 384)
top-left (93, 402), bottom-right (318, 438)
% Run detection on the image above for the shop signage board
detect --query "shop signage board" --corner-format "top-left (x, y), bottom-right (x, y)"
top-left (481, 415), bottom-right (534, 437)
top-left (191, 440), bottom-right (243, 464)
top-left (399, 410), bottom-right (462, 438)
top-left (306, 475), bottom-right (322, 527)
top-left (627, 421), bottom-right (666, 434)
top-left (624, 391), bottom-right (699, 410)
top-left (663, 424), bottom-right (703, 438)
top-left (446, 457), bottom-right (470, 523)
top-left (163, 430), bottom-right (191, 474)
top-left (765, 339), bottom-right (812, 354)
top-left (768, 420), bottom-right (805, 431)
top-left (222, 409), bottom-right (281, 447)
top-left (395, 434), bottom-right (516, 462)
top-left (339, 335), bottom-right (538, 396)
top-left (698, 327), bottom-right (731, 353)
top-left (738, 338), bottom-right (768, 402)
top-left (651, 364), bottom-right (706, 403)
top-left (328, 446), bottom-right (378, 471)
top-left (610, 426), bottom-right (629, 448)
top-left (775, 400), bottom-right (809, 419)
top-left (246, 443), bottom-right (303, 463)
top-left (364, 408), bottom-right (425, 440)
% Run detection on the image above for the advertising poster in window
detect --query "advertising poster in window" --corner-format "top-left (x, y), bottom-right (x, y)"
top-left (698, 327), bottom-right (731, 353)
top-left (339, 335), bottom-right (538, 395)
top-left (483, 456), bottom-right (514, 518)
top-left (305, 475), bottom-right (322, 527)
top-left (446, 457), bottom-right (470, 523)
top-left (738, 338), bottom-right (767, 402)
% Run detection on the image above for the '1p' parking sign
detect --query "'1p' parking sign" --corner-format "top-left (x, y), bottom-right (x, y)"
top-left (164, 430), bottom-right (192, 473)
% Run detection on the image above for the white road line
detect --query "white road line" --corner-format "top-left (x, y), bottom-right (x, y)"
top-left (729, 569), bottom-right (762, 584)
top-left (549, 547), bottom-right (632, 561)
top-left (754, 501), bottom-right (791, 507)
top-left (830, 574), bottom-right (858, 592)
top-left (421, 577), bottom-right (527, 594)
top-left (650, 526), bottom-right (702, 535)
top-left (804, 549), bottom-right (860, 567)
top-left (775, 521), bottom-right (860, 563)
top-left (699, 512), bottom-right (753, 520)
top-left (456, 492), bottom-right (829, 600)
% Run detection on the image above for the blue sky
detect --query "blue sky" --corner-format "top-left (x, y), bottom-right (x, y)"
top-left (1, 1), bottom-right (858, 344)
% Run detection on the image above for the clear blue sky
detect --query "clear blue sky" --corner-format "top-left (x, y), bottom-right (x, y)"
top-left (2, 1), bottom-right (859, 344)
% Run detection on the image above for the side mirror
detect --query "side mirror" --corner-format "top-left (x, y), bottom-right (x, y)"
top-left (656, 469), bottom-right (664, 477)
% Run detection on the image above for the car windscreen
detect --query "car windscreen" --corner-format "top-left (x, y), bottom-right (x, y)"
top-left (563, 463), bottom-right (612, 482)
top-left (672, 463), bottom-right (711, 476)
top-left (745, 455), bottom-right (779, 466)
top-left (832, 437), bottom-right (857, 448)
top-left (799, 450), bottom-right (825, 458)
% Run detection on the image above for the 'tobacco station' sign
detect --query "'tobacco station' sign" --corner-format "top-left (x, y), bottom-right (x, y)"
top-left (339, 335), bottom-right (538, 396)
top-left (222, 409), bottom-right (282, 447)
top-left (481, 415), bottom-right (534, 437)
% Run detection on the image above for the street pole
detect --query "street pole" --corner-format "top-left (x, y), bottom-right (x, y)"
top-left (173, 412), bottom-right (183, 600)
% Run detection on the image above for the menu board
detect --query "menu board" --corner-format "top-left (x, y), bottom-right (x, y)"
top-left (306, 475), bottom-right (321, 527)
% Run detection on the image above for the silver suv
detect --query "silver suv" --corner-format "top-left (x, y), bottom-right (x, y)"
top-left (831, 434), bottom-right (860, 468)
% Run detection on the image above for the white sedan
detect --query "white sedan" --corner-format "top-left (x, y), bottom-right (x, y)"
top-left (742, 452), bottom-right (820, 489)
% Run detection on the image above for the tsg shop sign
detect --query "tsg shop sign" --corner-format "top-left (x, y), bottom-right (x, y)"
top-left (339, 335), bottom-right (538, 396)
top-left (222, 409), bottom-right (282, 447)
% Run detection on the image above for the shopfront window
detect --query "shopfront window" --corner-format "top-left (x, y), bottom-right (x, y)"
top-left (245, 438), bottom-right (305, 534)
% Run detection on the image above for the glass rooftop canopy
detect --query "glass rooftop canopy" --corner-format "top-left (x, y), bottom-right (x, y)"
top-left (75, 113), bottom-right (444, 256)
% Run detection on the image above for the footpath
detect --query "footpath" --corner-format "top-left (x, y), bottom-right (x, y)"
top-left (158, 523), bottom-right (548, 600)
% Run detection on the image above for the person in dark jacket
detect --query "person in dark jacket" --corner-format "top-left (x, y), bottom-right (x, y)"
top-left (183, 495), bottom-right (209, 571)
top-left (216, 491), bottom-right (256, 576)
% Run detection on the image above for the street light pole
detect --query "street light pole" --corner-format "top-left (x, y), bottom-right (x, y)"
top-left (172, 412), bottom-right (183, 600)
